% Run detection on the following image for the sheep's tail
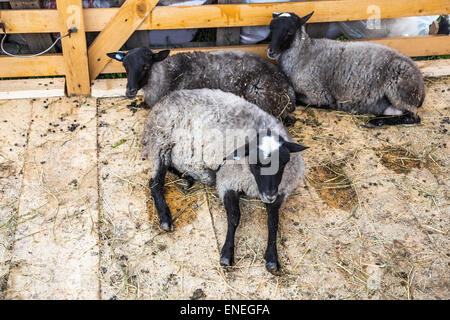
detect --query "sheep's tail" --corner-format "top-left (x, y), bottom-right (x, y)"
top-left (385, 58), bottom-right (426, 114)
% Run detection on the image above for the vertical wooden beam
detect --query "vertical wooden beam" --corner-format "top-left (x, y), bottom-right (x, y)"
top-left (57, 0), bottom-right (91, 95)
top-left (87, 0), bottom-right (158, 80)
top-left (216, 0), bottom-right (241, 46)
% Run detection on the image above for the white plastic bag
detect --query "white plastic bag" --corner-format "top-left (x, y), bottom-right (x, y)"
top-left (338, 15), bottom-right (440, 39)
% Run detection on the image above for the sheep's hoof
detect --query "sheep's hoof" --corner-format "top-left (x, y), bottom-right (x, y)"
top-left (404, 115), bottom-right (421, 125)
top-left (367, 118), bottom-right (386, 127)
top-left (182, 177), bottom-right (195, 192)
top-left (283, 115), bottom-right (298, 127)
top-left (368, 114), bottom-right (421, 127)
top-left (220, 256), bottom-right (233, 267)
top-left (160, 221), bottom-right (174, 232)
top-left (265, 261), bottom-right (281, 275)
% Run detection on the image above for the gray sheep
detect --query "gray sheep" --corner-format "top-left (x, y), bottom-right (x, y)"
top-left (268, 12), bottom-right (426, 126)
top-left (107, 48), bottom-right (298, 125)
top-left (142, 88), bottom-right (307, 273)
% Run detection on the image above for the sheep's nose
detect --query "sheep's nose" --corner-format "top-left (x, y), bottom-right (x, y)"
top-left (126, 88), bottom-right (137, 98)
top-left (262, 193), bottom-right (277, 203)
top-left (267, 48), bottom-right (278, 60)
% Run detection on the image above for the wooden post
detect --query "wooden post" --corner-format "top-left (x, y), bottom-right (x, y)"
top-left (216, 0), bottom-right (241, 46)
top-left (9, 0), bottom-right (56, 53)
top-left (87, 0), bottom-right (158, 80)
top-left (56, 0), bottom-right (91, 95)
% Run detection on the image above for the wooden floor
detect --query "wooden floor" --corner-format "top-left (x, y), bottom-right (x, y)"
top-left (0, 77), bottom-right (448, 300)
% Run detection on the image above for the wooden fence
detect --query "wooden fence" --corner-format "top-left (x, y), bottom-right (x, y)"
top-left (0, 0), bottom-right (449, 95)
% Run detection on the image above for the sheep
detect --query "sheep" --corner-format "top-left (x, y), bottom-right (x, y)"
top-left (267, 12), bottom-right (426, 126)
top-left (106, 48), bottom-right (298, 126)
top-left (438, 15), bottom-right (450, 35)
top-left (142, 88), bottom-right (308, 273)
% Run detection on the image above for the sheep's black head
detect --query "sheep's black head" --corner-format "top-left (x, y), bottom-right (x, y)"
top-left (224, 130), bottom-right (307, 204)
top-left (267, 11), bottom-right (314, 60)
top-left (438, 15), bottom-right (450, 35)
top-left (106, 47), bottom-right (170, 98)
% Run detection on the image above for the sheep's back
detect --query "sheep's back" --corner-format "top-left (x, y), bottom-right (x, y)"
top-left (158, 51), bottom-right (296, 119)
top-left (292, 39), bottom-right (423, 113)
top-left (142, 89), bottom-right (304, 196)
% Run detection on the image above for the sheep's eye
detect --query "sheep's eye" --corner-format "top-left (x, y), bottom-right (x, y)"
top-left (143, 65), bottom-right (149, 71)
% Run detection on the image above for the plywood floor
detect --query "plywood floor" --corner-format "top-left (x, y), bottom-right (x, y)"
top-left (0, 77), bottom-right (448, 300)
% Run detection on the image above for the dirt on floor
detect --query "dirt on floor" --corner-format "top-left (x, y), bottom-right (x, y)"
top-left (0, 77), bottom-right (448, 300)
top-left (307, 161), bottom-right (358, 211)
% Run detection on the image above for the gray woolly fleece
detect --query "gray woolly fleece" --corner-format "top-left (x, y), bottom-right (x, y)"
top-left (143, 50), bottom-right (297, 124)
top-left (142, 88), bottom-right (305, 200)
top-left (278, 26), bottom-right (426, 115)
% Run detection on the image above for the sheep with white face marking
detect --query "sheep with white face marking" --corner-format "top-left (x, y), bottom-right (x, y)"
top-left (268, 12), bottom-right (426, 126)
top-left (142, 88), bottom-right (307, 273)
top-left (107, 48), bottom-right (298, 125)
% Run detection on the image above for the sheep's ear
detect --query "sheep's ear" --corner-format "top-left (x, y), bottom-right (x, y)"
top-left (283, 141), bottom-right (308, 153)
top-left (152, 50), bottom-right (170, 62)
top-left (106, 51), bottom-right (126, 61)
top-left (299, 11), bottom-right (314, 25)
top-left (272, 12), bottom-right (280, 18)
top-left (223, 143), bottom-right (250, 161)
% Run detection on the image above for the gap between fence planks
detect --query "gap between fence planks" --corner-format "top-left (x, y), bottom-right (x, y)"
top-left (102, 36), bottom-right (450, 73)
top-left (57, 0), bottom-right (91, 96)
top-left (87, 0), bottom-right (158, 80)
top-left (1, 36), bottom-right (449, 79)
top-left (1, 0), bottom-right (449, 33)
top-left (9, 0), bottom-right (57, 53)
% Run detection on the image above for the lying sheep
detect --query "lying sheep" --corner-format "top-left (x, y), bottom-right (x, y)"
top-left (107, 48), bottom-right (297, 125)
top-left (142, 88), bottom-right (307, 273)
top-left (267, 12), bottom-right (426, 126)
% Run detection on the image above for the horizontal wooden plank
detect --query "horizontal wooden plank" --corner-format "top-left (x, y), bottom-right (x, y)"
top-left (0, 54), bottom-right (65, 77)
top-left (416, 59), bottom-right (450, 78)
top-left (1, 0), bottom-right (449, 34)
top-left (102, 35), bottom-right (450, 73)
top-left (91, 78), bottom-right (143, 97)
top-left (0, 77), bottom-right (65, 99)
top-left (368, 35), bottom-right (450, 58)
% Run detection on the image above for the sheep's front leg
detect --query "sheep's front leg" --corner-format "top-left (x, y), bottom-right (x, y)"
top-left (149, 162), bottom-right (173, 232)
top-left (220, 190), bottom-right (241, 267)
top-left (296, 92), bottom-right (330, 110)
top-left (264, 195), bottom-right (284, 273)
top-left (168, 167), bottom-right (195, 190)
top-left (295, 92), bottom-right (310, 106)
